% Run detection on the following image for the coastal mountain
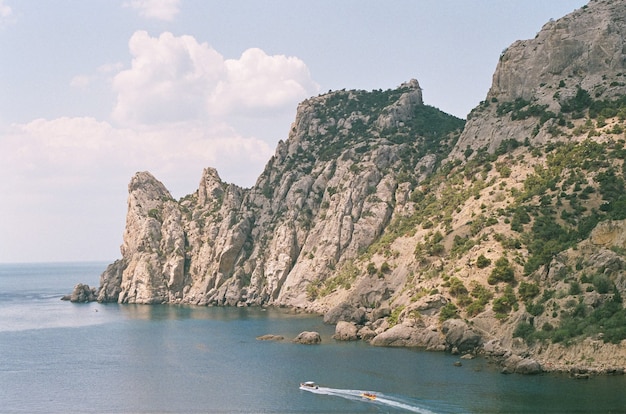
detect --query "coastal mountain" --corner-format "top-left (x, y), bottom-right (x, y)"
top-left (98, 79), bottom-right (464, 309)
top-left (90, 0), bottom-right (626, 374)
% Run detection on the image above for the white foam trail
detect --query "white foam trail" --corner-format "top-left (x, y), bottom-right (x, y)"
top-left (300, 386), bottom-right (436, 413)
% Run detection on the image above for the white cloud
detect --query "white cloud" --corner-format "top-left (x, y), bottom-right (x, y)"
top-left (1, 29), bottom-right (317, 261)
top-left (1, 117), bottom-right (272, 195)
top-left (0, 0), bottom-right (11, 19)
top-left (112, 31), bottom-right (225, 125)
top-left (70, 74), bottom-right (94, 89)
top-left (70, 62), bottom-right (124, 90)
top-left (124, 0), bottom-right (180, 21)
top-left (210, 48), bottom-right (317, 116)
top-left (112, 31), bottom-right (318, 126)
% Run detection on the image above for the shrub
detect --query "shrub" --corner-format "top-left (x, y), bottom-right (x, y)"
top-left (525, 301), bottom-right (545, 316)
top-left (466, 300), bottom-right (486, 317)
top-left (388, 306), bottom-right (405, 327)
top-left (593, 274), bottom-right (611, 294)
top-left (561, 87), bottom-right (592, 113)
top-left (569, 281), bottom-right (582, 295)
top-left (476, 254), bottom-right (492, 269)
top-left (448, 277), bottom-right (468, 297)
top-left (439, 303), bottom-right (458, 322)
top-left (470, 283), bottom-right (494, 303)
top-left (513, 321), bottom-right (536, 343)
top-left (492, 286), bottom-right (517, 316)
top-left (488, 257), bottom-right (515, 284)
top-left (518, 281), bottom-right (540, 300)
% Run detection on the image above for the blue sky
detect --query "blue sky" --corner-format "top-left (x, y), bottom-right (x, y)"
top-left (0, 0), bottom-right (587, 263)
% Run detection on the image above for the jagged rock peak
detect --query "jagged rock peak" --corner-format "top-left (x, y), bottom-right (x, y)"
top-left (490, 0), bottom-right (626, 103)
top-left (449, 0), bottom-right (626, 160)
top-left (198, 167), bottom-right (225, 205)
top-left (376, 79), bottom-right (423, 130)
top-left (288, 78), bottom-right (429, 151)
top-left (129, 171), bottom-right (172, 199)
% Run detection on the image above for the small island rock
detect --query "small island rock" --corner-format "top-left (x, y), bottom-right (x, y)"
top-left (293, 331), bottom-right (322, 344)
top-left (63, 283), bottom-right (97, 303)
top-left (256, 334), bottom-right (285, 341)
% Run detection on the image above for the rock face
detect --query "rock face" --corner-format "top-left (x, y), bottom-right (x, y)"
top-left (79, 0), bottom-right (626, 375)
top-left (95, 79), bottom-right (463, 309)
top-left (333, 321), bottom-right (358, 341)
top-left (449, 0), bottom-right (626, 160)
top-left (370, 323), bottom-right (444, 350)
top-left (62, 283), bottom-right (97, 302)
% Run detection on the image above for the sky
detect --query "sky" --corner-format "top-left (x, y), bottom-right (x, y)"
top-left (0, 0), bottom-right (588, 263)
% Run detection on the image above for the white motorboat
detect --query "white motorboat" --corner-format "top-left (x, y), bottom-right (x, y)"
top-left (299, 381), bottom-right (319, 390)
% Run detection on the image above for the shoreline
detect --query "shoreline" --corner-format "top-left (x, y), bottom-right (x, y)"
top-left (62, 289), bottom-right (626, 377)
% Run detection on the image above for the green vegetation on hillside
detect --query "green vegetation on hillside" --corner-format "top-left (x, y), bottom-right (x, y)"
top-left (308, 87), bottom-right (464, 166)
top-left (361, 86), bottom-right (626, 342)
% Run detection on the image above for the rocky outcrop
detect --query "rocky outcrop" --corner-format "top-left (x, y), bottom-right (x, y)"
top-left (323, 302), bottom-right (366, 325)
top-left (93, 79), bottom-right (462, 310)
top-left (293, 331), bottom-right (322, 344)
top-left (333, 321), bottom-right (358, 341)
top-left (370, 323), bottom-right (444, 350)
top-left (256, 334), bottom-right (285, 341)
top-left (62, 283), bottom-right (97, 302)
top-left (501, 355), bottom-right (543, 375)
top-left (449, 0), bottom-right (626, 160)
top-left (442, 319), bottom-right (482, 354)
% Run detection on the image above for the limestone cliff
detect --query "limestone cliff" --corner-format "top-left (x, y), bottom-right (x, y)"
top-left (449, 0), bottom-right (626, 160)
top-left (89, 0), bottom-right (626, 375)
top-left (98, 79), bottom-right (464, 310)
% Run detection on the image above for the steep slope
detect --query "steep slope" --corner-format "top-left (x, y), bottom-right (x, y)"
top-left (89, 0), bottom-right (626, 375)
top-left (354, 0), bottom-right (626, 373)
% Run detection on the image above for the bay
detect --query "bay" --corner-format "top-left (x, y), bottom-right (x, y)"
top-left (1, 263), bottom-right (625, 413)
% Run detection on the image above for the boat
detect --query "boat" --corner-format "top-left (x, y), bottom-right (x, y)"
top-left (361, 392), bottom-right (377, 400)
top-left (299, 381), bottom-right (319, 390)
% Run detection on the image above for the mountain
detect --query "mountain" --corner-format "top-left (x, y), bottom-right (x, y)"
top-left (88, 0), bottom-right (626, 374)
top-left (97, 79), bottom-right (464, 309)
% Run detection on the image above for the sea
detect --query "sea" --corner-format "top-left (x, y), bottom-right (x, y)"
top-left (1, 262), bottom-right (626, 413)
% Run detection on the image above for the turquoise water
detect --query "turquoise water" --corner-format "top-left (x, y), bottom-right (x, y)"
top-left (1, 263), bottom-right (626, 413)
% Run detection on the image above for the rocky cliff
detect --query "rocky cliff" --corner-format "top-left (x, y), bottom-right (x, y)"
top-left (450, 0), bottom-right (626, 160)
top-left (98, 79), bottom-right (464, 311)
top-left (87, 0), bottom-right (626, 375)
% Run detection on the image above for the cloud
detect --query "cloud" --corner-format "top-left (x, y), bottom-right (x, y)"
top-left (0, 115), bottom-right (274, 261)
top-left (70, 62), bottom-right (125, 90)
top-left (210, 48), bottom-right (316, 116)
top-left (0, 0), bottom-right (11, 19)
top-left (1, 117), bottom-right (273, 196)
top-left (112, 31), bottom-right (318, 125)
top-left (70, 74), bottom-right (93, 89)
top-left (124, 0), bottom-right (180, 21)
top-left (112, 31), bottom-right (225, 125)
top-left (1, 29), bottom-right (316, 261)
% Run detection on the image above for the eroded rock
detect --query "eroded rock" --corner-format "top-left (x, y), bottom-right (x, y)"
top-left (333, 321), bottom-right (358, 341)
top-left (293, 331), bottom-right (322, 345)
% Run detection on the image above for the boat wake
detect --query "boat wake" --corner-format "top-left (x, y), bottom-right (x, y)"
top-left (299, 385), bottom-right (444, 413)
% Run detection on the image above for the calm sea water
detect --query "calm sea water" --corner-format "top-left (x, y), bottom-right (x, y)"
top-left (1, 263), bottom-right (626, 413)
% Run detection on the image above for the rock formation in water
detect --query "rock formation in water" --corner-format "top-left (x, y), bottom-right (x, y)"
top-left (87, 0), bottom-right (626, 375)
